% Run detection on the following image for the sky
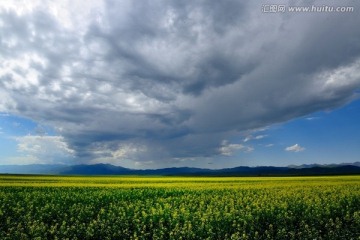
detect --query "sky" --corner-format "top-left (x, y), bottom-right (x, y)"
top-left (0, 0), bottom-right (359, 169)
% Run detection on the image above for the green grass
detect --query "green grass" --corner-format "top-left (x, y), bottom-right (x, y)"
top-left (0, 175), bottom-right (359, 239)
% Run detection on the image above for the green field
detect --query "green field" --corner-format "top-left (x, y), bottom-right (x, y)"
top-left (0, 175), bottom-right (359, 239)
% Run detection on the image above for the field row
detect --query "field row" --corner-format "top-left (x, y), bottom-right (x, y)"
top-left (0, 175), bottom-right (358, 188)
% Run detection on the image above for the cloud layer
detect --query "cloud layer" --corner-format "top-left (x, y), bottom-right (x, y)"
top-left (1, 0), bottom-right (360, 166)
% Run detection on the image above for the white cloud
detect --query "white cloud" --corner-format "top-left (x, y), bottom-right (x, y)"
top-left (14, 135), bottom-right (75, 164)
top-left (219, 140), bottom-right (253, 156)
top-left (255, 135), bottom-right (266, 140)
top-left (285, 144), bottom-right (305, 153)
top-left (243, 136), bottom-right (252, 142)
top-left (244, 135), bottom-right (267, 142)
top-left (135, 161), bottom-right (154, 167)
top-left (306, 117), bottom-right (319, 121)
top-left (87, 142), bottom-right (148, 166)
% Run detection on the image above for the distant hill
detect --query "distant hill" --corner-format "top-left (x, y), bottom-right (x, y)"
top-left (62, 164), bottom-right (130, 175)
top-left (287, 162), bottom-right (360, 169)
top-left (0, 162), bottom-right (359, 176)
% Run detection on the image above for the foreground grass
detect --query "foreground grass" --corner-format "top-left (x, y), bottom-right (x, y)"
top-left (0, 175), bottom-right (359, 239)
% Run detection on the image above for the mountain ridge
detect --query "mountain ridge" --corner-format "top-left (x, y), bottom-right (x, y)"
top-left (0, 162), bottom-right (360, 176)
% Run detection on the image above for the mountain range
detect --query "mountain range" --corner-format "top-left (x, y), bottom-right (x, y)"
top-left (0, 162), bottom-right (360, 176)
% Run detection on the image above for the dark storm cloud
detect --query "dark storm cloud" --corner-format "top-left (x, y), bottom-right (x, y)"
top-left (90, 0), bottom-right (257, 95)
top-left (1, 0), bottom-right (360, 165)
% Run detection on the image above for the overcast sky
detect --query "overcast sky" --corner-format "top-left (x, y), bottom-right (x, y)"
top-left (0, 0), bottom-right (359, 168)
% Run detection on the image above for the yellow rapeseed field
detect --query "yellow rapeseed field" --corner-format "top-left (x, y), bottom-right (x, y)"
top-left (0, 175), bottom-right (359, 239)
